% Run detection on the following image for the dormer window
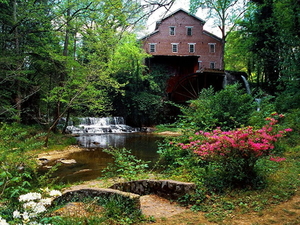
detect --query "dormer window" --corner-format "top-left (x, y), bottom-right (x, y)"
top-left (186, 26), bottom-right (193, 36)
top-left (209, 43), bottom-right (216, 53)
top-left (169, 26), bottom-right (176, 36)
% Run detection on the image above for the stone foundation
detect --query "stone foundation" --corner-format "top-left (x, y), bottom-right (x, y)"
top-left (110, 179), bottom-right (196, 200)
top-left (52, 180), bottom-right (196, 208)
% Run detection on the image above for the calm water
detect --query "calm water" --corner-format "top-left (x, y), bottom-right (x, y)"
top-left (46, 133), bottom-right (164, 183)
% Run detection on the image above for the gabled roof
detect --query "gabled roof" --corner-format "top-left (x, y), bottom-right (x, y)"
top-left (159, 8), bottom-right (206, 25)
top-left (140, 8), bottom-right (206, 40)
top-left (203, 30), bottom-right (222, 41)
top-left (140, 8), bottom-right (221, 41)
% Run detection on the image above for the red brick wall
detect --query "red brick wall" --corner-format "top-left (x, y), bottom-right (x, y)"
top-left (141, 10), bottom-right (223, 70)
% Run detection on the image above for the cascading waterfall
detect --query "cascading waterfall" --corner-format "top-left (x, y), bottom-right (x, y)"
top-left (65, 117), bottom-right (135, 134)
top-left (241, 75), bottom-right (251, 95)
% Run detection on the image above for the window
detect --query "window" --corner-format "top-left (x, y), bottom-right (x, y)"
top-left (197, 60), bottom-right (203, 72)
top-left (209, 43), bottom-right (216, 53)
top-left (188, 43), bottom-right (196, 53)
top-left (171, 43), bottom-right (178, 53)
top-left (169, 26), bottom-right (175, 36)
top-left (149, 43), bottom-right (156, 53)
top-left (186, 27), bottom-right (193, 36)
top-left (210, 62), bottom-right (216, 69)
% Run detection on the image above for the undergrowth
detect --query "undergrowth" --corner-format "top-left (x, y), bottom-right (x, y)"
top-left (46, 194), bottom-right (150, 224)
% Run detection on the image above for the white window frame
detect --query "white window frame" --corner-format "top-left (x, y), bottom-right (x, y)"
top-left (149, 43), bottom-right (156, 53)
top-left (171, 43), bottom-right (179, 53)
top-left (188, 43), bottom-right (196, 53)
top-left (209, 43), bottom-right (216, 53)
top-left (169, 26), bottom-right (176, 36)
top-left (186, 26), bottom-right (193, 36)
top-left (210, 62), bottom-right (216, 69)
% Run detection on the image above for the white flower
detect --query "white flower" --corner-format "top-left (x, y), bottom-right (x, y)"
top-left (0, 216), bottom-right (9, 225)
top-left (19, 192), bottom-right (42, 202)
top-left (23, 201), bottom-right (37, 210)
top-left (13, 210), bottom-right (21, 218)
top-left (33, 203), bottom-right (47, 214)
top-left (40, 198), bottom-right (52, 206)
top-left (49, 190), bottom-right (62, 197)
top-left (22, 211), bottom-right (30, 221)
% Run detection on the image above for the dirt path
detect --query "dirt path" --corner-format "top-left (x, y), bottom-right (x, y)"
top-left (148, 191), bottom-right (300, 225)
top-left (60, 180), bottom-right (299, 225)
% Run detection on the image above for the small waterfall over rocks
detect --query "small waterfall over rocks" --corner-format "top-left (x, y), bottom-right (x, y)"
top-left (241, 75), bottom-right (251, 95)
top-left (65, 117), bottom-right (136, 134)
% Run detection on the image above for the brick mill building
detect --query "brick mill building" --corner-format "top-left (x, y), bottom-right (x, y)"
top-left (140, 8), bottom-right (225, 103)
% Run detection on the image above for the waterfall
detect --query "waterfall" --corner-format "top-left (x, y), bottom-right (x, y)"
top-left (222, 74), bottom-right (228, 89)
top-left (241, 75), bottom-right (251, 95)
top-left (65, 117), bottom-right (135, 134)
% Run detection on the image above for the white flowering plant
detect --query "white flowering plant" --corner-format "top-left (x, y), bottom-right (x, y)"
top-left (4, 188), bottom-right (62, 225)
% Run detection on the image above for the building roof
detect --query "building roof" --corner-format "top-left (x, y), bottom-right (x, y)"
top-left (140, 8), bottom-right (221, 41)
top-left (159, 8), bottom-right (206, 25)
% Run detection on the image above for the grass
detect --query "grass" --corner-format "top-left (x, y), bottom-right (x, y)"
top-left (45, 194), bottom-right (149, 225)
top-left (153, 124), bottom-right (181, 133)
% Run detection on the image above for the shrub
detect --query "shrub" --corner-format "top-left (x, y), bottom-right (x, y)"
top-left (102, 148), bottom-right (149, 181)
top-left (0, 123), bottom-right (46, 199)
top-left (179, 84), bottom-right (255, 132)
top-left (172, 113), bottom-right (292, 189)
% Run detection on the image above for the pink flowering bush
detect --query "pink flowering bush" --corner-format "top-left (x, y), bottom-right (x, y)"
top-left (174, 113), bottom-right (292, 188)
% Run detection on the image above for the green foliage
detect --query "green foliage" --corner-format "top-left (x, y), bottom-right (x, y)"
top-left (102, 148), bottom-right (150, 181)
top-left (157, 135), bottom-right (206, 184)
top-left (179, 84), bottom-right (255, 131)
top-left (0, 123), bottom-right (45, 199)
top-left (236, 0), bottom-right (300, 95)
top-left (248, 94), bottom-right (276, 127)
top-left (49, 194), bottom-right (145, 225)
top-left (278, 109), bottom-right (300, 146)
top-left (111, 38), bottom-right (171, 126)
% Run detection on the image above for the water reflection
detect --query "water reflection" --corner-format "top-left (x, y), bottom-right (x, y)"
top-left (49, 133), bottom-right (164, 183)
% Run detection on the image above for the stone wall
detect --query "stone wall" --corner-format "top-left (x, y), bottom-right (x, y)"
top-left (52, 188), bottom-right (141, 208)
top-left (110, 179), bottom-right (196, 200)
top-left (52, 180), bottom-right (196, 209)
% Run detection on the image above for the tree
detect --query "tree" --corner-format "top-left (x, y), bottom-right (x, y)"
top-left (0, 0), bottom-right (177, 129)
top-left (109, 33), bottom-right (170, 126)
top-left (0, 0), bottom-right (56, 123)
top-left (190, 0), bottom-right (248, 69)
top-left (233, 0), bottom-right (300, 96)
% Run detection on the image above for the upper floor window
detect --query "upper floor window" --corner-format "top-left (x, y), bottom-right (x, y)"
top-left (210, 62), bottom-right (216, 69)
top-left (209, 43), bottom-right (216, 53)
top-left (169, 26), bottom-right (176, 36)
top-left (186, 26), bottom-right (193, 36)
top-left (149, 43), bottom-right (156, 53)
top-left (171, 43), bottom-right (178, 53)
top-left (188, 43), bottom-right (196, 53)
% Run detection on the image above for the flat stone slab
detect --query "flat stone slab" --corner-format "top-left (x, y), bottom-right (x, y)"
top-left (52, 188), bottom-right (141, 208)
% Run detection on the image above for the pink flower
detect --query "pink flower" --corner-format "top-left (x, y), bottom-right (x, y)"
top-left (270, 156), bottom-right (286, 162)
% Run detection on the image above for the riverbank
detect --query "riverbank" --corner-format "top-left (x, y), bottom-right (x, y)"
top-left (37, 145), bottom-right (86, 161)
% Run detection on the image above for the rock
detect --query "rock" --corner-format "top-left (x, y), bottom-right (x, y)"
top-left (58, 159), bottom-right (77, 164)
top-left (52, 202), bottom-right (104, 217)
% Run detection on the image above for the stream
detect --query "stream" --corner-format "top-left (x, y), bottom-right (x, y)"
top-left (42, 132), bottom-right (164, 183)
